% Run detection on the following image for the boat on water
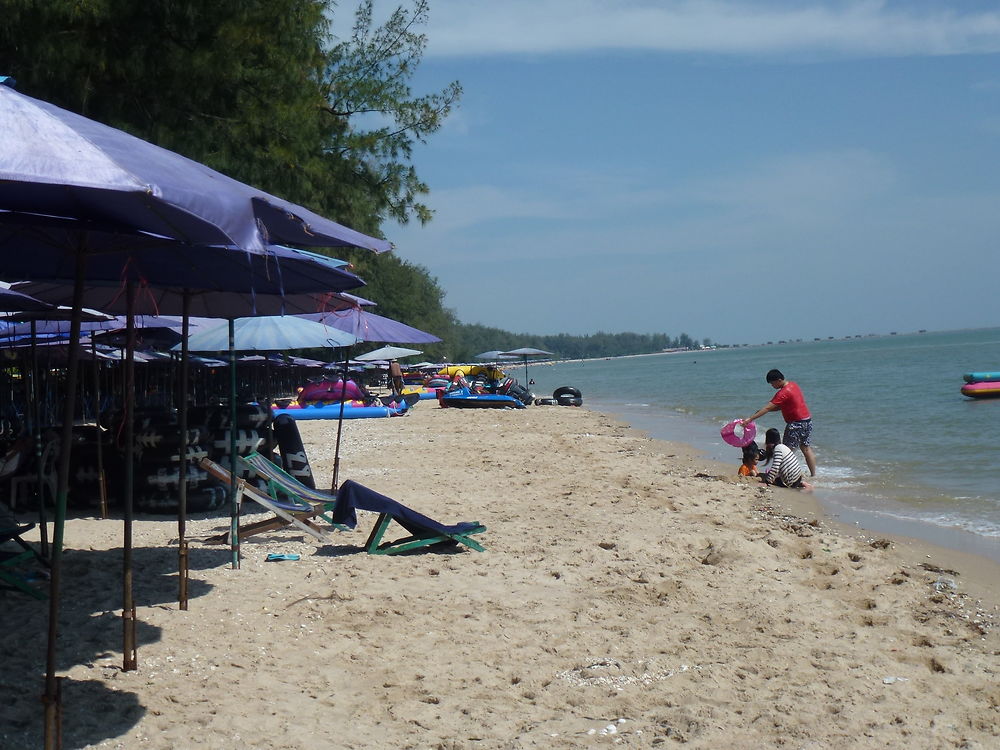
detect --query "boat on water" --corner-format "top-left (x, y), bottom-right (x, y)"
top-left (960, 381), bottom-right (1000, 399)
top-left (962, 371), bottom-right (1000, 383)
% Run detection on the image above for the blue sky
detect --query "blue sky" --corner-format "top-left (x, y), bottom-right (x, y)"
top-left (380, 1), bottom-right (1000, 345)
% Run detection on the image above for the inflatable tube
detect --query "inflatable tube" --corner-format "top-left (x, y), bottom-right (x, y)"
top-left (198, 403), bottom-right (270, 430)
top-left (553, 386), bottom-right (582, 400)
top-left (534, 398), bottom-right (558, 406)
top-left (556, 395), bottom-right (583, 407)
top-left (440, 386), bottom-right (526, 409)
top-left (211, 429), bottom-right (266, 455)
top-left (401, 385), bottom-right (441, 400)
top-left (139, 464), bottom-right (210, 493)
top-left (298, 379), bottom-right (368, 403)
top-left (963, 371), bottom-right (1000, 384)
top-left (272, 414), bottom-right (315, 488)
top-left (137, 485), bottom-right (228, 514)
top-left (272, 401), bottom-right (409, 420)
top-left (138, 443), bottom-right (209, 465)
top-left (721, 419), bottom-right (757, 448)
top-left (961, 381), bottom-right (1000, 399)
top-left (134, 425), bottom-right (208, 450)
top-left (438, 365), bottom-right (505, 380)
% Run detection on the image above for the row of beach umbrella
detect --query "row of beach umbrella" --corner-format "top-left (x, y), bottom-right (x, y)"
top-left (0, 76), bottom-right (407, 747)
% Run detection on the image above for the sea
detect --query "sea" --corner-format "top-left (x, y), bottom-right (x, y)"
top-left (526, 327), bottom-right (1000, 564)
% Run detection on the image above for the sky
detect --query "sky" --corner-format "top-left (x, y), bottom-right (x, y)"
top-left (378, 0), bottom-right (1000, 345)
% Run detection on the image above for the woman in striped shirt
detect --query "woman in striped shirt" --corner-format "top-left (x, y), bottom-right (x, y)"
top-left (760, 428), bottom-right (810, 489)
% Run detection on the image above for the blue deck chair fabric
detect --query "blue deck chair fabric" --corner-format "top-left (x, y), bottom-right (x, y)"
top-left (334, 480), bottom-right (486, 554)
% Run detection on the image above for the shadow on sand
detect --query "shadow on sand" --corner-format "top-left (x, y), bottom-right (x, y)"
top-left (1, 517), bottom-right (234, 748)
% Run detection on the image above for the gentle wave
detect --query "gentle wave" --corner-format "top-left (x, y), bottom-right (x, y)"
top-left (529, 329), bottom-right (1000, 560)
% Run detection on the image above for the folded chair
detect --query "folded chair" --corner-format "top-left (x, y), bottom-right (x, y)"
top-left (334, 480), bottom-right (486, 555)
top-left (0, 515), bottom-right (48, 599)
top-left (222, 453), bottom-right (486, 554)
top-left (199, 456), bottom-right (335, 545)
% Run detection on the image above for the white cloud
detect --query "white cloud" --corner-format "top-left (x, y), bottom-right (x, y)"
top-left (420, 1), bottom-right (1000, 59)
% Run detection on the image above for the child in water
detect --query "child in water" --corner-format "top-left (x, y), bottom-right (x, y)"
top-left (759, 428), bottom-right (811, 489)
top-left (738, 441), bottom-right (761, 477)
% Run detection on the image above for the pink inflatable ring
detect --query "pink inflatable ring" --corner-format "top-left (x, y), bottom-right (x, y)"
top-left (721, 419), bottom-right (756, 448)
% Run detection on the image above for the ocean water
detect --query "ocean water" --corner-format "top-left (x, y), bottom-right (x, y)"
top-left (526, 328), bottom-right (1000, 562)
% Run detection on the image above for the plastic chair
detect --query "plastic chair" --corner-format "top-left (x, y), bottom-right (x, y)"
top-left (9, 438), bottom-right (59, 512)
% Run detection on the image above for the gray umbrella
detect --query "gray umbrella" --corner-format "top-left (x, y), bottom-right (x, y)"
top-left (499, 347), bottom-right (554, 383)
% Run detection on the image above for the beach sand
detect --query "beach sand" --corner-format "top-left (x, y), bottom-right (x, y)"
top-left (3, 404), bottom-right (999, 748)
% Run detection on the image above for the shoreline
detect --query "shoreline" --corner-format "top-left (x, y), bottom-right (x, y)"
top-left (3, 403), bottom-right (998, 748)
top-left (607, 410), bottom-right (1000, 610)
top-left (580, 392), bottom-right (1000, 566)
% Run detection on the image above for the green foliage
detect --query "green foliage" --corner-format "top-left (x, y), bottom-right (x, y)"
top-left (0, 0), bottom-right (459, 234)
top-left (324, 0), bottom-right (462, 228)
top-left (447, 324), bottom-right (705, 363)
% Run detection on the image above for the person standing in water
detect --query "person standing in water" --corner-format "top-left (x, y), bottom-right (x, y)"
top-left (742, 369), bottom-right (816, 477)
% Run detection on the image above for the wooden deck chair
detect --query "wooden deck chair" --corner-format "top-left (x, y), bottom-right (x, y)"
top-left (199, 457), bottom-right (336, 545)
top-left (0, 519), bottom-right (48, 599)
top-left (334, 479), bottom-right (486, 555)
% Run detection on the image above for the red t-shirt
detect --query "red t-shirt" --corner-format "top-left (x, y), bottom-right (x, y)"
top-left (771, 381), bottom-right (811, 422)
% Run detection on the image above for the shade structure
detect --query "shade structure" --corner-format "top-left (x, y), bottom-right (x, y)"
top-left (0, 82), bottom-right (389, 748)
top-left (0, 82), bottom-right (391, 253)
top-left (0, 313), bottom-right (168, 337)
top-left (298, 308), bottom-right (441, 344)
top-left (0, 308), bottom-right (116, 327)
top-left (14, 280), bottom-right (365, 319)
top-left (179, 316), bottom-right (357, 353)
top-left (0, 220), bottom-right (365, 298)
top-left (355, 345), bottom-right (423, 361)
top-left (474, 350), bottom-right (519, 361)
top-left (0, 285), bottom-right (53, 312)
top-left (499, 347), bottom-right (553, 383)
top-left (500, 347), bottom-right (553, 357)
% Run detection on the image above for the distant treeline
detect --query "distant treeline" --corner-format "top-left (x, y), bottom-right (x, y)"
top-left (448, 324), bottom-right (705, 362)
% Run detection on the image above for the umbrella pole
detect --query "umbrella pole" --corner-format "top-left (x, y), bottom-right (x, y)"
top-left (228, 319), bottom-right (239, 569)
top-left (42, 250), bottom-right (85, 750)
top-left (177, 291), bottom-right (191, 608)
top-left (92, 339), bottom-right (108, 520)
top-left (29, 321), bottom-right (49, 557)
top-left (331, 346), bottom-right (351, 491)
top-left (122, 281), bottom-right (138, 672)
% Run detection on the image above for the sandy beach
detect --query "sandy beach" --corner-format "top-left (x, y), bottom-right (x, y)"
top-left (3, 403), bottom-right (999, 749)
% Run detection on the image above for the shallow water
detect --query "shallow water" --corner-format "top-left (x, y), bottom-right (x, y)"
top-left (526, 328), bottom-right (1000, 560)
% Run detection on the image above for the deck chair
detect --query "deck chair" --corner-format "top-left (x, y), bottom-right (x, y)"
top-left (199, 456), bottom-right (335, 545)
top-left (334, 479), bottom-right (486, 555)
top-left (235, 453), bottom-right (486, 555)
top-left (0, 512), bottom-right (48, 599)
top-left (239, 452), bottom-right (340, 518)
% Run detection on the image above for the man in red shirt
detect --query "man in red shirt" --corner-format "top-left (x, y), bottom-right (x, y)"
top-left (742, 369), bottom-right (816, 476)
